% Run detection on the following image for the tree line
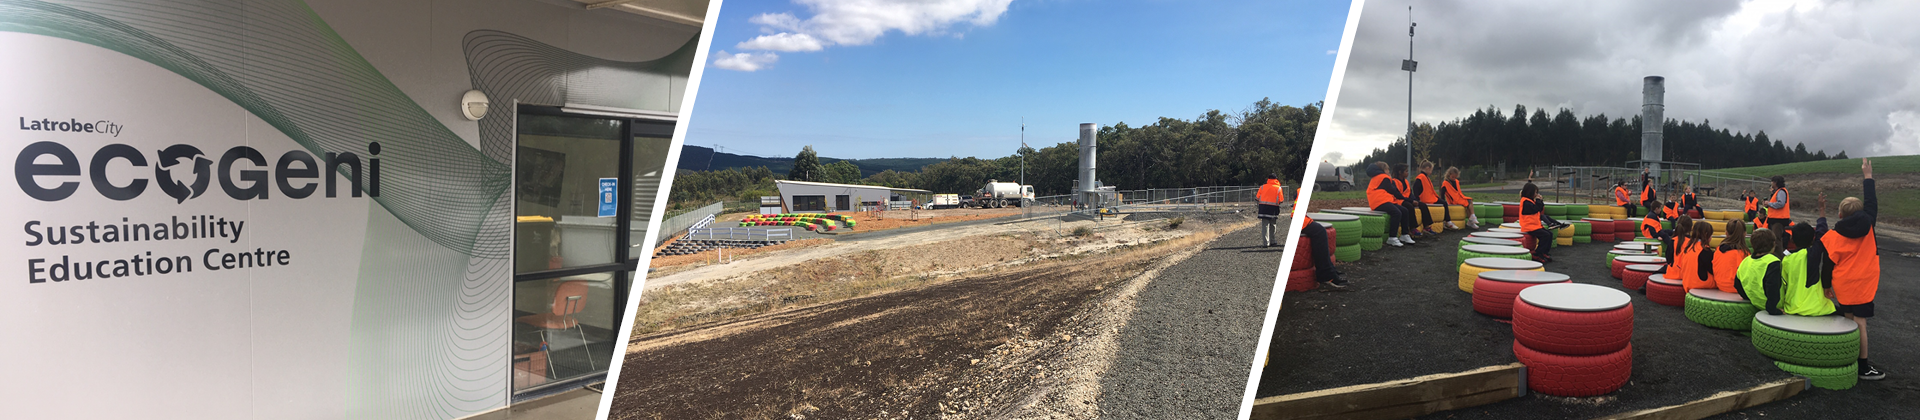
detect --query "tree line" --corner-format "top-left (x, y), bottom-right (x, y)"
top-left (667, 98), bottom-right (1319, 210)
top-left (1354, 104), bottom-right (1846, 173)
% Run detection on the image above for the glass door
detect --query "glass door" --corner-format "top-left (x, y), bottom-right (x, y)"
top-left (510, 107), bottom-right (668, 394)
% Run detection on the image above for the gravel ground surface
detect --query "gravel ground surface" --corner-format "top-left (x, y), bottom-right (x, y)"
top-left (1094, 225), bottom-right (1285, 419)
top-left (1257, 227), bottom-right (1831, 418)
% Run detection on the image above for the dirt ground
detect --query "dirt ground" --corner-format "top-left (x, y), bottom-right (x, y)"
top-left (1257, 226), bottom-right (1919, 418)
top-left (610, 215), bottom-right (1252, 420)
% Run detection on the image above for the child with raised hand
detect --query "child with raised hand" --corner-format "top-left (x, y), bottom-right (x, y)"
top-left (1816, 159), bottom-right (1884, 380)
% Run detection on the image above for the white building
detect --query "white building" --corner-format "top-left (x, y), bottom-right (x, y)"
top-left (774, 180), bottom-right (931, 213)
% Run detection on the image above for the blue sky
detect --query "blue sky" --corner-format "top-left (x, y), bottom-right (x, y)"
top-left (684, 0), bottom-right (1351, 160)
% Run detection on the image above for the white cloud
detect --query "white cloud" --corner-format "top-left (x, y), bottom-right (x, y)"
top-left (737, 32), bottom-right (827, 52)
top-left (1326, 49), bottom-right (1337, 55)
top-left (735, 0), bottom-right (1014, 54)
top-left (712, 51), bottom-right (780, 71)
top-left (749, 13), bottom-right (806, 33)
top-left (1321, 0), bottom-right (1920, 161)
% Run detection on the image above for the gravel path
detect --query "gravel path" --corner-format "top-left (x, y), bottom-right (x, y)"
top-left (1095, 225), bottom-right (1283, 419)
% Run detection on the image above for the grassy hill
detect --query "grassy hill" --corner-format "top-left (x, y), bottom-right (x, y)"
top-left (676, 145), bottom-right (946, 177)
top-left (1713, 155), bottom-right (1920, 178)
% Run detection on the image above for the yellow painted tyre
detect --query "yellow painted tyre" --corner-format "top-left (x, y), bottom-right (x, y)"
top-left (1430, 222), bottom-right (1447, 232)
top-left (1458, 261), bottom-right (1544, 293)
top-left (1556, 237), bottom-right (1574, 246)
top-left (1447, 205), bottom-right (1467, 222)
top-left (1711, 235), bottom-right (1725, 247)
top-left (1557, 226), bottom-right (1576, 238)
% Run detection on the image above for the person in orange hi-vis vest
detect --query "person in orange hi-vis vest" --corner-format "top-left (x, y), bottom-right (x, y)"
top-left (1614, 181), bottom-right (1636, 217)
top-left (1814, 159), bottom-right (1884, 380)
top-left (1410, 161), bottom-right (1441, 235)
top-left (1393, 163), bottom-right (1434, 238)
top-left (1256, 174), bottom-right (1286, 247)
top-left (1640, 166), bottom-right (1658, 215)
top-left (1441, 166), bottom-right (1479, 230)
top-left (1366, 161), bottom-right (1417, 246)
top-left (1680, 222), bottom-right (1717, 291)
top-left (1765, 175), bottom-right (1793, 231)
top-left (1707, 219), bottom-right (1750, 293)
top-left (1518, 182), bottom-right (1563, 263)
top-left (1742, 189), bottom-right (1761, 223)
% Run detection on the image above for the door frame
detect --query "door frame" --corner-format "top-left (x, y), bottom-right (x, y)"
top-left (508, 104), bottom-right (665, 396)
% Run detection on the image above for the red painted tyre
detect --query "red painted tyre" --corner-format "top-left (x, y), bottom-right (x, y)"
top-left (1520, 235), bottom-right (1538, 252)
top-left (1512, 299), bottom-right (1634, 355)
top-left (1646, 276), bottom-right (1685, 307)
top-left (1515, 341), bottom-right (1632, 397)
top-left (1285, 267), bottom-right (1317, 292)
top-left (1688, 209), bottom-right (1703, 219)
top-left (1473, 277), bottom-right (1570, 318)
top-left (1592, 232), bottom-right (1613, 242)
top-left (1504, 204), bottom-right (1520, 217)
top-left (1610, 259), bottom-right (1630, 279)
top-left (1291, 235), bottom-right (1313, 270)
top-left (1613, 220), bottom-right (1637, 238)
top-left (1622, 267), bottom-right (1653, 290)
top-left (1503, 216), bottom-right (1518, 223)
top-left (1324, 226), bottom-right (1338, 261)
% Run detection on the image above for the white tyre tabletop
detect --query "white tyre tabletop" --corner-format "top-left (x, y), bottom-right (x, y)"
top-left (1755, 313), bottom-right (1859, 335)
top-left (1519, 283), bottom-right (1632, 312)
top-left (1464, 257), bottom-right (1544, 270)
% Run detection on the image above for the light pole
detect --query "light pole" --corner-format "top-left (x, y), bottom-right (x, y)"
top-left (1402, 6), bottom-right (1417, 188)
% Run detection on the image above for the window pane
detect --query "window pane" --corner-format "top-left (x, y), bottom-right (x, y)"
top-left (515, 114), bottom-right (622, 274)
top-left (629, 126), bottom-right (673, 252)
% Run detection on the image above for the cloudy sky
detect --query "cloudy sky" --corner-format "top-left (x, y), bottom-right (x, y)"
top-left (683, 0), bottom-right (1348, 160)
top-left (1318, 0), bottom-right (1920, 166)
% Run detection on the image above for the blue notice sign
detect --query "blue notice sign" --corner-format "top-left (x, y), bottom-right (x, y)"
top-left (598, 178), bottom-right (618, 217)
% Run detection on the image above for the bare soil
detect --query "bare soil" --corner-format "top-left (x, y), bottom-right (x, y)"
top-left (609, 218), bottom-right (1248, 420)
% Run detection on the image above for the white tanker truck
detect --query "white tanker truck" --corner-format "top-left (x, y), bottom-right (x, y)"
top-left (974, 180), bottom-right (1034, 208)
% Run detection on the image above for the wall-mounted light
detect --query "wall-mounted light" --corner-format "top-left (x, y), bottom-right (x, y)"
top-left (461, 90), bottom-right (490, 121)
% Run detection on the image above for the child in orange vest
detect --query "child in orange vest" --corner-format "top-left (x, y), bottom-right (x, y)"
top-left (1812, 160), bottom-right (1884, 380)
top-left (1708, 220), bottom-right (1749, 293)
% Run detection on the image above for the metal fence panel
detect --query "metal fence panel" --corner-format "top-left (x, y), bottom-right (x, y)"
top-left (655, 201), bottom-right (725, 244)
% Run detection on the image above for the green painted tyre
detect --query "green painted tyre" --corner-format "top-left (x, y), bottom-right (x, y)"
top-left (1684, 293), bottom-right (1757, 330)
top-left (1751, 318), bottom-right (1861, 368)
top-left (1360, 235), bottom-right (1385, 251)
top-left (1566, 205), bottom-right (1590, 217)
top-left (1328, 220), bottom-right (1363, 246)
top-left (1545, 204), bottom-right (1566, 217)
top-left (1358, 215), bottom-right (1386, 236)
top-left (1574, 236), bottom-right (1592, 244)
top-left (1774, 361), bottom-right (1858, 390)
top-left (1477, 205), bottom-right (1502, 219)
top-left (1573, 222), bottom-right (1592, 235)
top-left (1335, 243), bottom-right (1362, 262)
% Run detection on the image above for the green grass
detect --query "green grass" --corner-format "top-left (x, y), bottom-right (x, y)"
top-left (1713, 155), bottom-right (1920, 178)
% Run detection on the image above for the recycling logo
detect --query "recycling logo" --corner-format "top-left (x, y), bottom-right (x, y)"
top-left (153, 144), bottom-right (210, 203)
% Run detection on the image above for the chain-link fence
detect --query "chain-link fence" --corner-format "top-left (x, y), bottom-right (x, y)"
top-left (1535, 166), bottom-right (1769, 205)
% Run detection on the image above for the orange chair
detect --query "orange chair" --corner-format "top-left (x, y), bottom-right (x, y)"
top-left (516, 281), bottom-right (593, 377)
